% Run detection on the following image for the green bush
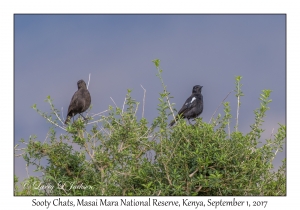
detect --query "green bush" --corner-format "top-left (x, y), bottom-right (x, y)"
top-left (14, 59), bottom-right (286, 196)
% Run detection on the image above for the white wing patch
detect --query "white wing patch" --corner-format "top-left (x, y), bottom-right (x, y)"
top-left (185, 97), bottom-right (196, 105)
top-left (190, 97), bottom-right (196, 103)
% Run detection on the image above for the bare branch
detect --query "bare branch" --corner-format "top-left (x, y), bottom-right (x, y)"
top-left (46, 99), bottom-right (65, 126)
top-left (99, 126), bottom-right (111, 137)
top-left (93, 133), bottom-right (96, 157)
top-left (162, 161), bottom-right (172, 186)
top-left (89, 129), bottom-right (101, 141)
top-left (122, 96), bottom-right (127, 114)
top-left (270, 128), bottom-right (275, 139)
top-left (189, 168), bottom-right (199, 178)
top-left (110, 97), bottom-right (118, 108)
top-left (91, 109), bottom-right (109, 118)
top-left (14, 148), bottom-right (25, 151)
top-left (134, 102), bottom-right (139, 117)
top-left (166, 91), bottom-right (176, 121)
top-left (118, 142), bottom-right (124, 153)
top-left (228, 122), bottom-right (231, 139)
top-left (86, 119), bottom-right (104, 125)
top-left (84, 142), bottom-right (107, 180)
top-left (195, 185), bottom-right (202, 193)
top-left (61, 107), bottom-right (65, 123)
top-left (52, 109), bottom-right (65, 126)
top-left (15, 153), bottom-right (25, 157)
top-left (154, 64), bottom-right (176, 121)
top-left (26, 164), bottom-right (29, 178)
top-left (236, 93), bottom-right (240, 132)
top-left (141, 85), bottom-right (146, 118)
top-left (209, 91), bottom-right (232, 124)
top-left (43, 132), bottom-right (50, 144)
top-left (157, 190), bottom-right (161, 196)
top-left (87, 73), bottom-right (91, 89)
top-left (45, 116), bottom-right (67, 131)
top-left (36, 109), bottom-right (67, 131)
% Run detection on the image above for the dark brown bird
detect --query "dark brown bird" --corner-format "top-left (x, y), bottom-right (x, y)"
top-left (65, 80), bottom-right (91, 124)
top-left (169, 85), bottom-right (203, 126)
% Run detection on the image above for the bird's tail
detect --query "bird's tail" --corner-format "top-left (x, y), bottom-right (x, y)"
top-left (169, 113), bottom-right (185, 127)
top-left (169, 115), bottom-right (180, 127)
top-left (65, 116), bottom-right (71, 124)
top-left (169, 119), bottom-right (176, 127)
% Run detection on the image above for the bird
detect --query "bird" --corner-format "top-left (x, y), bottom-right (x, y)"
top-left (65, 79), bottom-right (91, 124)
top-left (169, 85), bottom-right (203, 126)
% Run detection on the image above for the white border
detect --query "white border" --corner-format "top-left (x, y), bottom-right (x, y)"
top-left (2, 0), bottom-right (296, 209)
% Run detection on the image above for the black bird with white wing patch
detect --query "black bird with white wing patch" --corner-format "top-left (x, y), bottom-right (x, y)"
top-left (169, 85), bottom-right (203, 126)
top-left (65, 80), bottom-right (91, 124)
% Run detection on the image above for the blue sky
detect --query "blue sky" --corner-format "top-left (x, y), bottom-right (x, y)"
top-left (14, 14), bottom-right (286, 183)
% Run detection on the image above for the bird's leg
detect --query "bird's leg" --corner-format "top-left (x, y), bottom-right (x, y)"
top-left (188, 119), bottom-right (192, 125)
top-left (79, 113), bottom-right (88, 122)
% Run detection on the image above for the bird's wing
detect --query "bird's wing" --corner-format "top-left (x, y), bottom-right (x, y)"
top-left (184, 94), bottom-right (203, 118)
top-left (67, 90), bottom-right (79, 114)
top-left (178, 95), bottom-right (197, 115)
